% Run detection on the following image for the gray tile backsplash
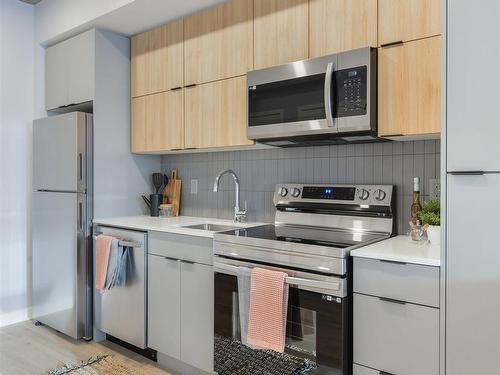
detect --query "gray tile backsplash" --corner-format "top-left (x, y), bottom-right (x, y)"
top-left (162, 140), bottom-right (441, 234)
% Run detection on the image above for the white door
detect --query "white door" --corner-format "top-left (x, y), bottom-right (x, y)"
top-left (446, 173), bottom-right (500, 374)
top-left (447, 0), bottom-right (500, 171)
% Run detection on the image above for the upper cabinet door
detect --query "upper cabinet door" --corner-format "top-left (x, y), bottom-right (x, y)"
top-left (309, 0), bottom-right (377, 58)
top-left (254, 0), bottom-right (308, 69)
top-left (378, 0), bottom-right (440, 46)
top-left (185, 76), bottom-right (252, 149)
top-left (45, 30), bottom-right (95, 110)
top-left (184, 0), bottom-right (254, 85)
top-left (131, 20), bottom-right (184, 97)
top-left (447, 0), bottom-right (500, 172)
top-left (378, 37), bottom-right (440, 137)
top-left (131, 89), bottom-right (184, 153)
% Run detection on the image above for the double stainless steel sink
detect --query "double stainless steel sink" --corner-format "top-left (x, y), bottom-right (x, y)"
top-left (181, 223), bottom-right (239, 232)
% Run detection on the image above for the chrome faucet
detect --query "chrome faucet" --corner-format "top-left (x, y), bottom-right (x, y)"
top-left (213, 169), bottom-right (247, 222)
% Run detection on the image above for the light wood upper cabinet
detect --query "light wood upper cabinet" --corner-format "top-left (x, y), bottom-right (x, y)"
top-left (185, 76), bottom-right (252, 149)
top-left (131, 20), bottom-right (184, 97)
top-left (378, 0), bottom-right (441, 46)
top-left (184, 0), bottom-right (254, 85)
top-left (254, 0), bottom-right (308, 69)
top-left (131, 89), bottom-right (184, 152)
top-left (309, 0), bottom-right (377, 58)
top-left (378, 36), bottom-right (440, 137)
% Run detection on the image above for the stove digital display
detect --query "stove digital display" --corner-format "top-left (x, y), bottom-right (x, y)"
top-left (302, 186), bottom-right (356, 200)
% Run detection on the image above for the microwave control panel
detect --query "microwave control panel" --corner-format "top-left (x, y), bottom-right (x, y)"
top-left (335, 65), bottom-right (367, 118)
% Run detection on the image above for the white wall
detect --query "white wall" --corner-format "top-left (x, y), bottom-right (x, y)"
top-left (0, 0), bottom-right (35, 327)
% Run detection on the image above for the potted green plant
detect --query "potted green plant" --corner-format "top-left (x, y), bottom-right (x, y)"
top-left (418, 197), bottom-right (441, 248)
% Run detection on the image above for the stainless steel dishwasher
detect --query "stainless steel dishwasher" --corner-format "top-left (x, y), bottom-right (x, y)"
top-left (93, 225), bottom-right (147, 349)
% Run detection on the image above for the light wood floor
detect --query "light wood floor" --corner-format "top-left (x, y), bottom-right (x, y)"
top-left (0, 320), bottom-right (173, 375)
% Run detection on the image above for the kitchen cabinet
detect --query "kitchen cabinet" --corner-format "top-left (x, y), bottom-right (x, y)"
top-left (131, 89), bottom-right (184, 153)
top-left (254, 0), bottom-right (308, 69)
top-left (131, 20), bottom-right (184, 97)
top-left (148, 255), bottom-right (181, 358)
top-left (353, 255), bottom-right (440, 375)
top-left (184, 76), bottom-right (252, 149)
top-left (184, 0), bottom-right (253, 85)
top-left (147, 232), bottom-right (214, 373)
top-left (309, 0), bottom-right (377, 58)
top-left (378, 0), bottom-right (440, 46)
top-left (180, 262), bottom-right (214, 372)
top-left (378, 36), bottom-right (440, 137)
top-left (45, 29), bottom-right (95, 110)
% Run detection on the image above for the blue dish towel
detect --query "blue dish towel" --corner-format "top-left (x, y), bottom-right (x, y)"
top-left (104, 240), bottom-right (129, 290)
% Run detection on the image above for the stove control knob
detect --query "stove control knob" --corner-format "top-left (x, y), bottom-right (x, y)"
top-left (279, 187), bottom-right (288, 197)
top-left (358, 189), bottom-right (370, 200)
top-left (291, 188), bottom-right (301, 198)
top-left (374, 189), bottom-right (387, 201)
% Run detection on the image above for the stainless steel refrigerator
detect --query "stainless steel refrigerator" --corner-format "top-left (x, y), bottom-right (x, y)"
top-left (32, 112), bottom-right (93, 340)
top-left (446, 0), bottom-right (500, 374)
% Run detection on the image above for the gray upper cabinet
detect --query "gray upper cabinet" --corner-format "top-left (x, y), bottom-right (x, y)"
top-left (447, 0), bottom-right (500, 172)
top-left (45, 29), bottom-right (95, 111)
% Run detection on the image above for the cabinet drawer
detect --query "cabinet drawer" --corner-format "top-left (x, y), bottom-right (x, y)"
top-left (149, 231), bottom-right (213, 265)
top-left (353, 257), bottom-right (439, 307)
top-left (353, 364), bottom-right (378, 375)
top-left (354, 293), bottom-right (439, 375)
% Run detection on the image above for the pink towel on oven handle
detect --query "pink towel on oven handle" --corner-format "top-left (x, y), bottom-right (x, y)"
top-left (95, 234), bottom-right (114, 292)
top-left (247, 267), bottom-right (289, 353)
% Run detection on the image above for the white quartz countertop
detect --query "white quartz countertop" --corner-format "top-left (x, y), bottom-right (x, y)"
top-left (350, 235), bottom-right (441, 267)
top-left (93, 215), bottom-right (266, 238)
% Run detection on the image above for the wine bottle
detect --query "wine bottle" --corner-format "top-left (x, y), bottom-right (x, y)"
top-left (410, 177), bottom-right (422, 225)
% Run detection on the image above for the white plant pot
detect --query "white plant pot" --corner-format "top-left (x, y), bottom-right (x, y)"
top-left (426, 225), bottom-right (441, 248)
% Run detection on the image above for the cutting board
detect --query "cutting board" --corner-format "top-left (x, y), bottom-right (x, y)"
top-left (163, 169), bottom-right (181, 216)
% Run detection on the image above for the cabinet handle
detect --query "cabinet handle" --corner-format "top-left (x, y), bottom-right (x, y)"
top-left (169, 148), bottom-right (182, 151)
top-left (163, 256), bottom-right (179, 262)
top-left (379, 297), bottom-right (407, 305)
top-left (380, 259), bottom-right (407, 265)
top-left (380, 134), bottom-right (403, 137)
top-left (183, 147), bottom-right (198, 150)
top-left (380, 371), bottom-right (397, 375)
top-left (171, 86), bottom-right (182, 91)
top-left (181, 260), bottom-right (195, 265)
top-left (449, 171), bottom-right (485, 175)
top-left (380, 40), bottom-right (403, 48)
top-left (185, 84), bottom-right (197, 88)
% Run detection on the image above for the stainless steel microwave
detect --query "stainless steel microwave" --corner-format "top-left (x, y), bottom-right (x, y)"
top-left (247, 47), bottom-right (377, 146)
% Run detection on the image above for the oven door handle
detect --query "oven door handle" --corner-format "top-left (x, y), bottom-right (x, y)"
top-left (213, 261), bottom-right (341, 293)
top-left (324, 61), bottom-right (336, 129)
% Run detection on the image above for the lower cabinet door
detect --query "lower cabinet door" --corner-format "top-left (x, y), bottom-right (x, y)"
top-left (353, 364), bottom-right (378, 375)
top-left (180, 262), bottom-right (214, 372)
top-left (148, 255), bottom-right (181, 359)
top-left (353, 293), bottom-right (439, 375)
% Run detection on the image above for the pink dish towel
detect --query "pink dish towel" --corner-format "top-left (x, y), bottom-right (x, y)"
top-left (95, 235), bottom-right (114, 292)
top-left (247, 267), bottom-right (289, 353)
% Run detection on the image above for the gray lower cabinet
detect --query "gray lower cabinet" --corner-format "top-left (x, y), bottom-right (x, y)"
top-left (354, 293), bottom-right (439, 375)
top-left (353, 364), bottom-right (378, 375)
top-left (148, 254), bottom-right (181, 359)
top-left (353, 256), bottom-right (440, 375)
top-left (148, 232), bottom-right (214, 373)
top-left (180, 262), bottom-right (214, 372)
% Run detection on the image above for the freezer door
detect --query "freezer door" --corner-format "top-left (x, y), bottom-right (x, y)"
top-left (33, 112), bottom-right (89, 192)
top-left (447, 173), bottom-right (500, 374)
top-left (32, 191), bottom-right (90, 340)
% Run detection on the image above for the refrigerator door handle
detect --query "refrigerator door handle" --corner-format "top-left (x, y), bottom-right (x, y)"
top-left (78, 202), bottom-right (83, 231)
top-left (78, 153), bottom-right (83, 181)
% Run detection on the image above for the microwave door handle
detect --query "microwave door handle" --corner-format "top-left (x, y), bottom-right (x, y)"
top-left (324, 62), bottom-right (336, 129)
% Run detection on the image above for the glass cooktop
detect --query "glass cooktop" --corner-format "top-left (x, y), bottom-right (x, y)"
top-left (221, 224), bottom-right (387, 249)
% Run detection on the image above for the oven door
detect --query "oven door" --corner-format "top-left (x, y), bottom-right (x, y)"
top-left (213, 257), bottom-right (351, 375)
top-left (247, 54), bottom-right (338, 140)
